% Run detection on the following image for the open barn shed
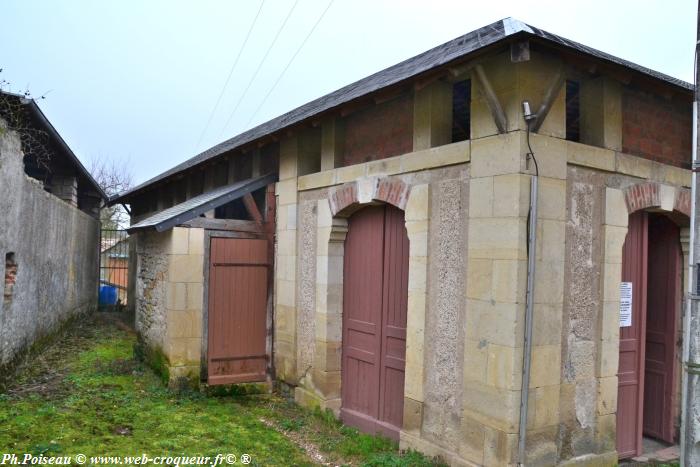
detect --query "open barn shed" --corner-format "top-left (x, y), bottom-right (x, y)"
top-left (112, 18), bottom-right (696, 466)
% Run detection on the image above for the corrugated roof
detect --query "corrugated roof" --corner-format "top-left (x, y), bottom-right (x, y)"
top-left (127, 173), bottom-right (276, 233)
top-left (112, 17), bottom-right (693, 204)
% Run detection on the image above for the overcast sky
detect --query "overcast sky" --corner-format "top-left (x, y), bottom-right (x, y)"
top-left (1, 0), bottom-right (696, 186)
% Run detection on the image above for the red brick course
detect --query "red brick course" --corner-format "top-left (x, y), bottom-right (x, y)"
top-left (328, 183), bottom-right (358, 216)
top-left (328, 177), bottom-right (410, 216)
top-left (375, 178), bottom-right (410, 210)
top-left (674, 188), bottom-right (691, 217)
top-left (622, 182), bottom-right (691, 217)
top-left (341, 94), bottom-right (413, 167)
top-left (622, 87), bottom-right (692, 169)
top-left (624, 182), bottom-right (660, 214)
top-left (4, 260), bottom-right (17, 300)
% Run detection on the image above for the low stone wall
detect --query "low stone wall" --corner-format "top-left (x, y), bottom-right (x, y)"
top-left (0, 119), bottom-right (99, 378)
top-left (133, 227), bottom-right (204, 387)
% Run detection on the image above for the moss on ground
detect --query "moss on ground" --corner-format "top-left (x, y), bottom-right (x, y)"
top-left (0, 314), bottom-right (444, 467)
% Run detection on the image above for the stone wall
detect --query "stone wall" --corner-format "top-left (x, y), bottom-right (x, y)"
top-left (560, 166), bottom-right (607, 458)
top-left (0, 118), bottom-right (99, 374)
top-left (133, 227), bottom-right (204, 386)
top-left (421, 173), bottom-right (468, 448)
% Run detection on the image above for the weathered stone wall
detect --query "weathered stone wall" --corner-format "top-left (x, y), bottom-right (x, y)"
top-left (133, 227), bottom-right (204, 386)
top-left (134, 230), bottom-right (170, 353)
top-left (0, 118), bottom-right (99, 372)
top-left (559, 159), bottom-right (691, 464)
top-left (561, 166), bottom-right (606, 458)
top-left (296, 197), bottom-right (318, 383)
top-left (422, 174), bottom-right (468, 447)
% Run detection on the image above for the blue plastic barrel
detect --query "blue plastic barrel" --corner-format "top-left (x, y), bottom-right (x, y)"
top-left (99, 285), bottom-right (118, 305)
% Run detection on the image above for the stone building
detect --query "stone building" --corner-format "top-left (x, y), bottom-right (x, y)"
top-left (111, 19), bottom-right (694, 465)
top-left (0, 91), bottom-right (105, 381)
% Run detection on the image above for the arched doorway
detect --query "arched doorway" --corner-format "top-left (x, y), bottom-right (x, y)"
top-left (340, 204), bottom-right (409, 441)
top-left (617, 210), bottom-right (684, 458)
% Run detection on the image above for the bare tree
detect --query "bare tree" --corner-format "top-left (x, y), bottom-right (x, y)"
top-left (89, 155), bottom-right (133, 230)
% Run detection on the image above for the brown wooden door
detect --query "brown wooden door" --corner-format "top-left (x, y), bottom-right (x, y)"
top-left (643, 214), bottom-right (680, 443)
top-left (207, 237), bottom-right (269, 385)
top-left (618, 211), bottom-right (648, 459)
top-left (341, 205), bottom-right (408, 441)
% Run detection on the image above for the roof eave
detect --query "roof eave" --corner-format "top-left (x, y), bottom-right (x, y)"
top-left (112, 18), bottom-right (694, 204)
top-left (21, 98), bottom-right (108, 200)
top-left (126, 172), bottom-right (277, 233)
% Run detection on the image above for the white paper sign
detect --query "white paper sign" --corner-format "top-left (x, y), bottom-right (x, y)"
top-left (620, 282), bottom-right (633, 327)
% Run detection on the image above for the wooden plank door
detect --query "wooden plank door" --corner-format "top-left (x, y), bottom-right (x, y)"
top-left (377, 205), bottom-right (409, 437)
top-left (617, 211), bottom-right (648, 459)
top-left (643, 214), bottom-right (680, 443)
top-left (341, 205), bottom-right (408, 441)
top-left (341, 206), bottom-right (385, 431)
top-left (207, 237), bottom-right (269, 385)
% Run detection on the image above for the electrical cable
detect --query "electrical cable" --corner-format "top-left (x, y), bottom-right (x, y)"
top-left (245, 0), bottom-right (335, 128)
top-left (524, 120), bottom-right (538, 257)
top-left (218, 0), bottom-right (300, 139)
top-left (194, 0), bottom-right (266, 152)
top-left (525, 121), bottom-right (539, 177)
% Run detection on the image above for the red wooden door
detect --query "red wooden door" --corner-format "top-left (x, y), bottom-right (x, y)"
top-left (378, 206), bottom-right (409, 435)
top-left (341, 205), bottom-right (408, 441)
top-left (617, 211), bottom-right (648, 459)
top-left (643, 214), bottom-right (680, 443)
top-left (207, 237), bottom-right (269, 385)
top-left (341, 206), bottom-right (384, 428)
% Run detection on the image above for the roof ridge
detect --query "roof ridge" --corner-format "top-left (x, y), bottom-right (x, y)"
top-left (502, 17), bottom-right (534, 36)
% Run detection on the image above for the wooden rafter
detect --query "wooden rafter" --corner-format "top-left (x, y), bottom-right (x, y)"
top-left (243, 193), bottom-right (263, 223)
top-left (532, 68), bottom-right (566, 132)
top-left (474, 64), bottom-right (508, 133)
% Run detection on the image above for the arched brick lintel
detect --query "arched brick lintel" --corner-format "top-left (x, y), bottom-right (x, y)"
top-left (675, 188), bottom-right (691, 217)
top-left (328, 177), bottom-right (411, 216)
top-left (623, 182), bottom-right (691, 217)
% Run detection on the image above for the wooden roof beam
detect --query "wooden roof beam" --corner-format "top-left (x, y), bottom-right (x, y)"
top-left (474, 64), bottom-right (508, 133)
top-left (532, 67), bottom-right (565, 133)
top-left (243, 193), bottom-right (263, 223)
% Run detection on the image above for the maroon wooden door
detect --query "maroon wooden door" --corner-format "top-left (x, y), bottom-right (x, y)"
top-left (207, 237), bottom-right (269, 385)
top-left (341, 205), bottom-right (409, 441)
top-left (642, 214), bottom-right (680, 443)
top-left (617, 211), bottom-right (648, 459)
top-left (342, 206), bottom-right (384, 427)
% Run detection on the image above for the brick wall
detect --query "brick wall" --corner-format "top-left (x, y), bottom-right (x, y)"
top-left (341, 93), bottom-right (413, 166)
top-left (622, 86), bottom-right (692, 169)
top-left (3, 253), bottom-right (17, 302)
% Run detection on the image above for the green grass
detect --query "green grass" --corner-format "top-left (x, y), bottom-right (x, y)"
top-left (0, 314), bottom-right (444, 467)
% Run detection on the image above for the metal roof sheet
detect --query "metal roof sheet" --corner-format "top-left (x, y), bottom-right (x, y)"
top-left (127, 173), bottom-right (276, 233)
top-left (113, 17), bottom-right (693, 203)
